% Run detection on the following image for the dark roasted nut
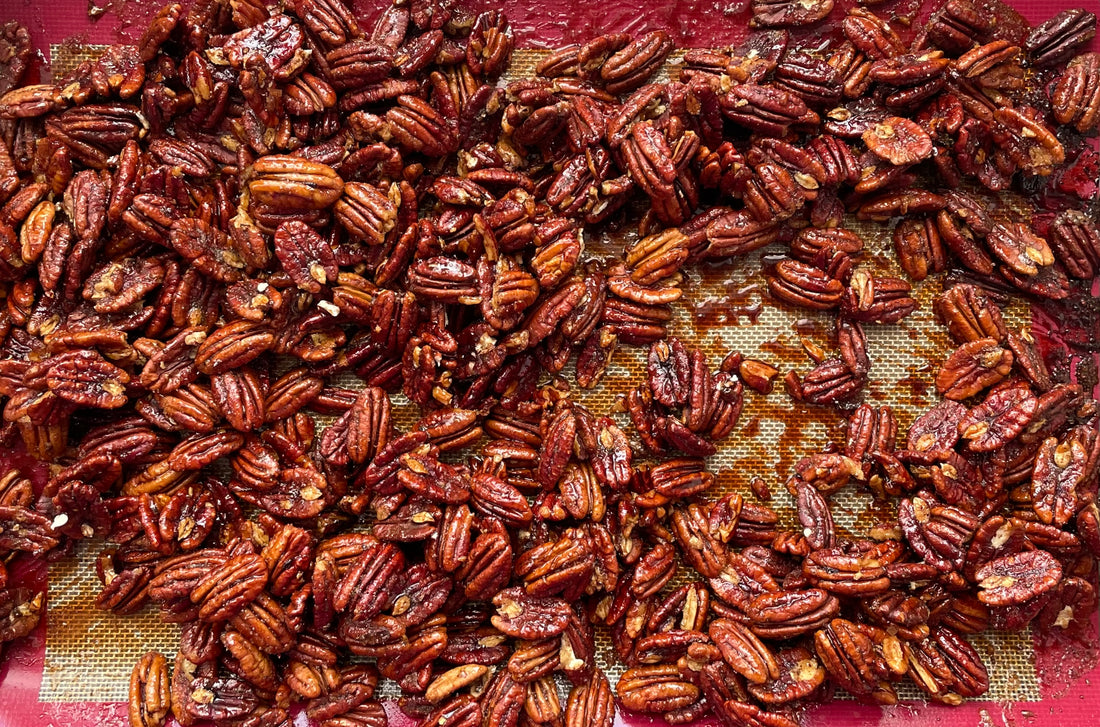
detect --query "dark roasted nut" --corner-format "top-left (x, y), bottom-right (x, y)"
top-left (1026, 9), bottom-right (1097, 68)
top-left (752, 0), bottom-right (835, 28)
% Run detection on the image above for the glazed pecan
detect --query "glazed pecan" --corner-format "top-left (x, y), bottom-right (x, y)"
top-left (248, 155), bottom-right (344, 211)
top-left (752, 0), bottom-right (835, 28)
top-left (129, 651), bottom-right (172, 727)
top-left (0, 3), bottom-right (1094, 725)
top-left (1026, 9), bottom-right (1097, 68)
top-left (1052, 52), bottom-right (1100, 133)
top-left (615, 664), bottom-right (700, 713)
top-left (935, 339), bottom-right (1013, 401)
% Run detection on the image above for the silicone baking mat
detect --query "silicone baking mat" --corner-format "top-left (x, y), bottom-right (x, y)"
top-left (0, 1), bottom-right (1097, 726)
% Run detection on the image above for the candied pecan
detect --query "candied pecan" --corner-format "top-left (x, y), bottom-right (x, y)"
top-left (803, 546), bottom-right (890, 596)
top-left (767, 259), bottom-right (844, 311)
top-left (129, 651), bottom-right (172, 727)
top-left (190, 553), bottom-right (268, 622)
top-left (935, 339), bottom-right (1013, 400)
top-left (1026, 9), bottom-right (1097, 68)
top-left (814, 618), bottom-right (906, 704)
top-left (194, 321), bottom-right (276, 376)
top-left (906, 627), bottom-right (989, 704)
top-left (0, 21), bottom-right (31, 97)
top-left (616, 663), bottom-right (700, 714)
top-left (710, 618), bottom-right (779, 685)
top-left (1048, 211), bottom-right (1100, 279)
top-left (935, 284), bottom-right (1006, 344)
top-left (605, 33), bottom-right (675, 95)
top-left (863, 117), bottom-right (932, 166)
top-left (841, 269), bottom-right (916, 324)
top-left (899, 494), bottom-right (979, 572)
top-left (1052, 52), bottom-right (1100, 133)
top-left (0, 587), bottom-right (44, 642)
top-left (721, 84), bottom-right (813, 137)
top-left (752, 0), bottom-right (835, 28)
top-left (248, 155), bottom-right (344, 212)
top-left (565, 671), bottom-right (614, 727)
top-left (1031, 435), bottom-right (1087, 527)
top-left (491, 588), bottom-right (571, 640)
top-left (0, 505), bottom-right (61, 555)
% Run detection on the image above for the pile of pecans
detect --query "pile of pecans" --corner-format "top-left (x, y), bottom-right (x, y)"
top-left (0, 0), bottom-right (1099, 726)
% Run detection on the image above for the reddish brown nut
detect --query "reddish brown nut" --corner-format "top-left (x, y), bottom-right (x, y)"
top-left (935, 339), bottom-right (1013, 401)
top-left (863, 117), bottom-right (933, 165)
top-left (1052, 53), bottom-right (1100, 133)
top-left (0, 587), bottom-right (45, 643)
top-left (129, 651), bottom-right (171, 727)
top-left (752, 0), bottom-right (835, 29)
top-left (491, 588), bottom-right (571, 640)
top-left (248, 155), bottom-right (344, 211)
top-left (747, 647), bottom-right (826, 704)
top-left (565, 671), bottom-right (614, 727)
top-left (709, 618), bottom-right (779, 685)
top-left (975, 550), bottom-right (1063, 606)
top-left (615, 664), bottom-right (700, 714)
top-left (958, 386), bottom-right (1037, 453)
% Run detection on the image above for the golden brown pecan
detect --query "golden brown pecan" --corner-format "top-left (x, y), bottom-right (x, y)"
top-left (248, 155), bottom-right (344, 212)
top-left (129, 651), bottom-right (171, 727)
